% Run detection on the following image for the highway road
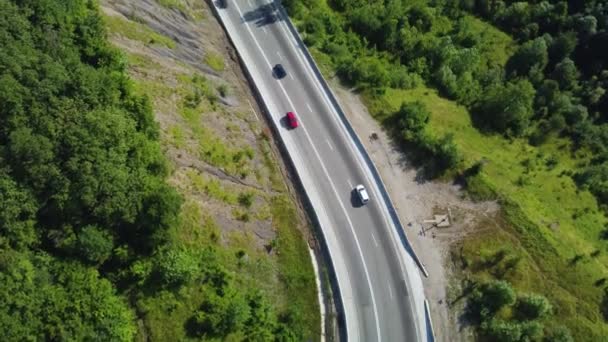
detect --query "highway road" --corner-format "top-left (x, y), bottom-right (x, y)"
top-left (215, 1), bottom-right (427, 341)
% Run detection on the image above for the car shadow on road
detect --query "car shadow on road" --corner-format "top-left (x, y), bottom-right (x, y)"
top-left (278, 115), bottom-right (292, 130)
top-left (213, 0), bottom-right (227, 9)
top-left (241, 3), bottom-right (283, 27)
top-left (350, 189), bottom-right (363, 208)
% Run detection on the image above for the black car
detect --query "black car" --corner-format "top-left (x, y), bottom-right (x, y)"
top-left (273, 64), bottom-right (286, 79)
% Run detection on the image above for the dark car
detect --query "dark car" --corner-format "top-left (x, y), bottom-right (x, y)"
top-left (217, 0), bottom-right (226, 8)
top-left (286, 111), bottom-right (298, 129)
top-left (273, 64), bottom-right (286, 79)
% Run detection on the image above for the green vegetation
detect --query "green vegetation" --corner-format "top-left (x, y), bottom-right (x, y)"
top-left (178, 74), bottom-right (256, 178)
top-left (157, 0), bottom-right (188, 13)
top-left (270, 195), bottom-right (320, 339)
top-left (0, 0), bottom-right (317, 340)
top-left (157, 0), bottom-right (205, 20)
top-left (205, 51), bottom-right (226, 72)
top-left (102, 13), bottom-right (176, 49)
top-left (285, 0), bottom-right (608, 340)
top-left (0, 0), bottom-right (180, 338)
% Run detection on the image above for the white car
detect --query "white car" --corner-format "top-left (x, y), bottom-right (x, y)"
top-left (355, 184), bottom-right (370, 205)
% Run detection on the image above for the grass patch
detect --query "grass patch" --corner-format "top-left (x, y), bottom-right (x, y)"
top-left (187, 170), bottom-right (239, 205)
top-left (459, 14), bottom-right (516, 68)
top-left (259, 131), bottom-right (284, 191)
top-left (157, 0), bottom-right (187, 13)
top-left (102, 14), bottom-right (176, 49)
top-left (124, 52), bottom-right (164, 71)
top-left (167, 125), bottom-right (186, 149)
top-left (177, 75), bottom-right (255, 177)
top-left (204, 51), bottom-right (225, 72)
top-left (157, 0), bottom-right (205, 20)
top-left (270, 195), bottom-right (321, 340)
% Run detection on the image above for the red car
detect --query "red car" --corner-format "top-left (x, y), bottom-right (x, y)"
top-left (286, 111), bottom-right (298, 128)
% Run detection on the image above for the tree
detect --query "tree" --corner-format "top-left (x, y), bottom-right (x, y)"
top-left (553, 58), bottom-right (579, 90)
top-left (77, 225), bottom-right (114, 264)
top-left (516, 293), bottom-right (552, 320)
top-left (244, 292), bottom-right (279, 341)
top-left (395, 101), bottom-right (430, 141)
top-left (506, 37), bottom-right (548, 78)
top-left (520, 320), bottom-right (544, 341)
top-left (191, 285), bottom-right (250, 338)
top-left (0, 173), bottom-right (38, 249)
top-left (544, 325), bottom-right (574, 342)
top-left (156, 248), bottom-right (200, 286)
top-left (549, 32), bottom-right (578, 64)
top-left (481, 318), bottom-right (522, 342)
top-left (432, 134), bottom-right (461, 171)
top-left (476, 79), bottom-right (536, 136)
top-left (471, 280), bottom-right (517, 316)
top-left (0, 252), bottom-right (135, 341)
top-left (348, 55), bottom-right (391, 89)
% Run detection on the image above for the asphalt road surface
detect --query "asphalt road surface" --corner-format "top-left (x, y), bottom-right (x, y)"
top-left (218, 1), bottom-right (424, 341)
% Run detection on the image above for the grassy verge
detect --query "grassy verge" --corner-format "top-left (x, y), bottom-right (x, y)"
top-left (270, 195), bottom-right (321, 339)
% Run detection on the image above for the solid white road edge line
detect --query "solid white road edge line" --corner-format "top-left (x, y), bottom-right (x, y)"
top-left (308, 248), bottom-right (327, 342)
top-left (247, 100), bottom-right (260, 121)
top-left (233, 2), bottom-right (381, 341)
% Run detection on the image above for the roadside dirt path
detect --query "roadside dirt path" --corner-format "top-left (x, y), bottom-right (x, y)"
top-left (330, 83), bottom-right (499, 342)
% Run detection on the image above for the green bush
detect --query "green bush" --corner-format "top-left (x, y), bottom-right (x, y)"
top-left (515, 293), bottom-right (552, 320)
top-left (475, 79), bottom-right (535, 136)
top-left (156, 248), bottom-right (200, 286)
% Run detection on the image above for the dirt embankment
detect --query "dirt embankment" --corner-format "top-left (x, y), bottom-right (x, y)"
top-left (100, 0), bottom-right (323, 340)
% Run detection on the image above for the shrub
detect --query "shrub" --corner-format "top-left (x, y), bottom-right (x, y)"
top-left (515, 293), bottom-right (552, 320)
top-left (156, 248), bottom-right (200, 286)
top-left (395, 101), bottom-right (430, 141)
top-left (475, 79), bottom-right (535, 136)
top-left (238, 192), bottom-right (255, 208)
top-left (470, 280), bottom-right (517, 317)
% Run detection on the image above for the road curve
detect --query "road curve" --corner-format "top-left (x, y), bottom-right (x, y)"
top-left (214, 1), bottom-right (429, 341)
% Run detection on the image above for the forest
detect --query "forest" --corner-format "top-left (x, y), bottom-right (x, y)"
top-left (283, 0), bottom-right (608, 341)
top-left (0, 0), bottom-right (302, 340)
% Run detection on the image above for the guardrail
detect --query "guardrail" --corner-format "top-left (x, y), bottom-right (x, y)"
top-left (275, 1), bottom-right (429, 278)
